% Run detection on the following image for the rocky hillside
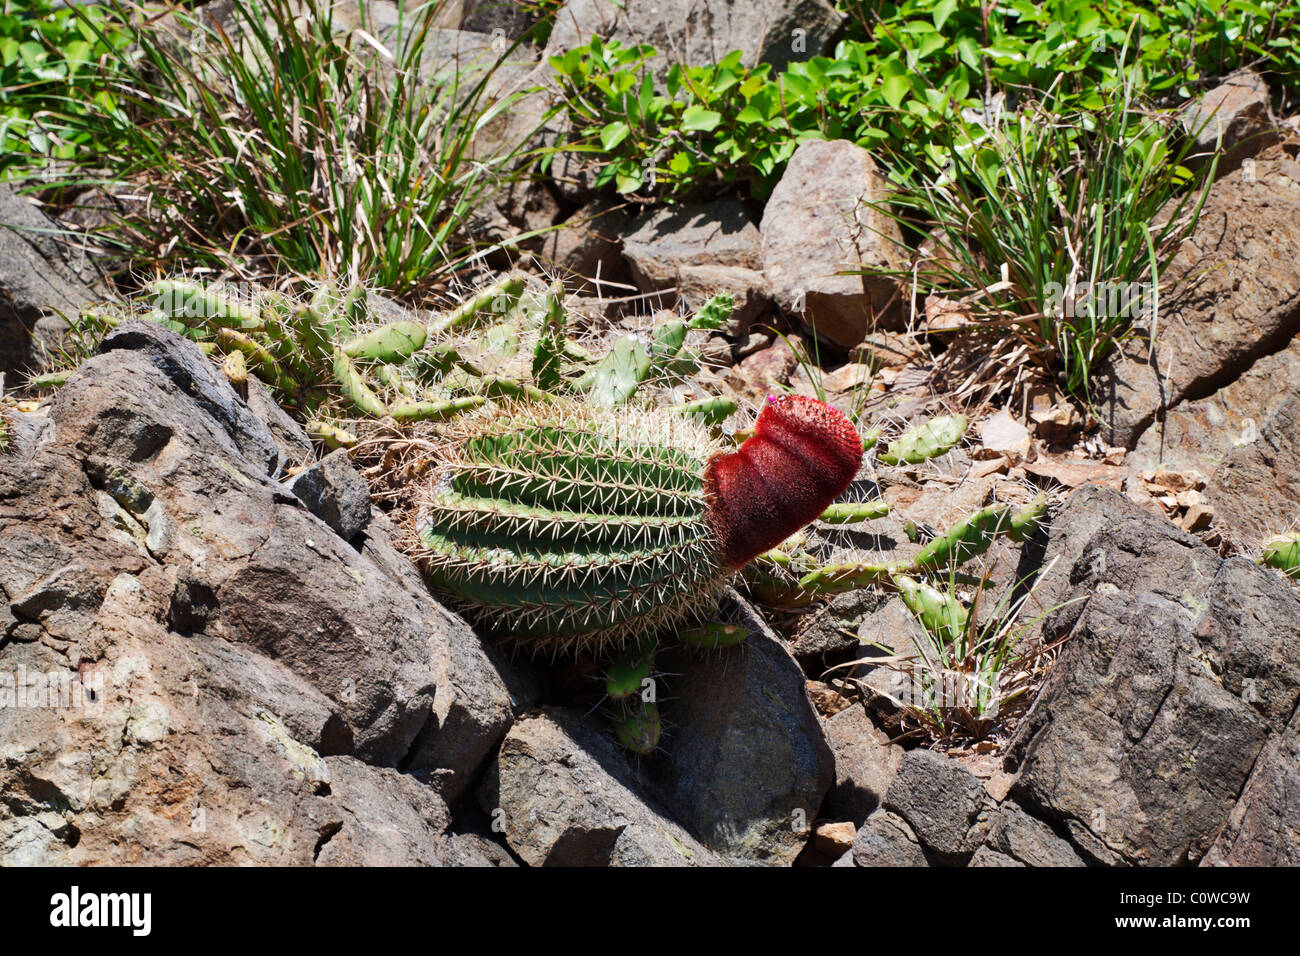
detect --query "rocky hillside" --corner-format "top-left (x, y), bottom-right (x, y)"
top-left (3, 0), bottom-right (1300, 868)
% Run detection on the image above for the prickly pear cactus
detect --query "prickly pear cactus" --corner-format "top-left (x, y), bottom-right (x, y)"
top-left (414, 394), bottom-right (863, 654)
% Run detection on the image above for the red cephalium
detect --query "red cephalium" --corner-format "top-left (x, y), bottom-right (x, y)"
top-left (704, 395), bottom-right (863, 569)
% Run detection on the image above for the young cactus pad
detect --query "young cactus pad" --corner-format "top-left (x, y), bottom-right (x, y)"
top-left (415, 395), bottom-right (862, 654)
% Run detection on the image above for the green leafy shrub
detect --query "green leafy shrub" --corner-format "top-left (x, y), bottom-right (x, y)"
top-left (0, 0), bottom-right (130, 177)
top-left (550, 0), bottom-right (1300, 201)
top-left (841, 0), bottom-right (1300, 103)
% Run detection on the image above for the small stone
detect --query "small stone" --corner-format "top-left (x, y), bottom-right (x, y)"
top-left (1180, 502), bottom-right (1214, 532)
top-left (813, 821), bottom-right (857, 856)
top-left (851, 809), bottom-right (929, 867)
top-left (882, 749), bottom-right (987, 865)
top-left (287, 449), bottom-right (372, 541)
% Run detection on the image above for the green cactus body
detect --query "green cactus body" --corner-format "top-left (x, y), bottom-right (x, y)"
top-left (1262, 532), bottom-right (1300, 578)
top-left (670, 395), bottom-right (738, 425)
top-left (305, 420), bottom-right (359, 449)
top-left (676, 622), bottom-right (748, 649)
top-left (796, 560), bottom-right (897, 596)
top-left (892, 573), bottom-right (968, 644)
top-left (390, 396), bottom-right (486, 423)
top-left (818, 500), bottom-right (891, 524)
top-left (331, 346), bottom-right (388, 417)
top-left (430, 274), bottom-right (525, 336)
top-left (605, 640), bottom-right (656, 700)
top-left (215, 327), bottom-right (298, 396)
top-left (416, 402), bottom-right (731, 654)
top-left (149, 279), bottom-right (264, 331)
top-left (614, 700), bottom-right (661, 754)
top-left (1008, 495), bottom-right (1048, 542)
top-left (878, 414), bottom-right (967, 465)
top-left (29, 370), bottom-right (69, 390)
top-left (579, 334), bottom-right (653, 406)
top-left (479, 376), bottom-right (554, 403)
top-left (341, 321), bottom-right (427, 363)
top-left (416, 395), bottom-right (863, 655)
top-left (741, 560), bottom-right (819, 608)
top-left (909, 504), bottom-right (1011, 571)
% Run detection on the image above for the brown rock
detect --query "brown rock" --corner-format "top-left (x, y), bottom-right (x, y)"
top-left (621, 199), bottom-right (773, 337)
top-left (1096, 152), bottom-right (1300, 448)
top-left (823, 703), bottom-right (904, 826)
top-left (760, 140), bottom-right (908, 347)
top-left (1182, 69), bottom-right (1281, 178)
top-left (813, 820), bottom-right (857, 856)
top-left (540, 197), bottom-right (636, 296)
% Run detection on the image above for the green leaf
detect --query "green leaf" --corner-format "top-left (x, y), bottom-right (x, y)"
top-left (600, 121), bottom-right (630, 150)
top-left (932, 0), bottom-right (958, 31)
top-left (614, 162), bottom-right (643, 193)
top-left (681, 105), bottom-right (722, 132)
top-left (955, 36), bottom-right (981, 69)
top-left (882, 74), bottom-right (910, 109)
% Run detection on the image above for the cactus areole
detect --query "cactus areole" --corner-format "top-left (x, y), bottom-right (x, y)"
top-left (417, 394), bottom-right (861, 653)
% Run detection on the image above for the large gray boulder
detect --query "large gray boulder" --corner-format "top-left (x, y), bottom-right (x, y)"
top-left (882, 749), bottom-right (988, 865)
top-left (1096, 149), bottom-right (1300, 449)
top-left (1203, 706), bottom-right (1300, 866)
top-left (849, 808), bottom-right (929, 867)
top-left (646, 594), bottom-right (835, 865)
top-left (480, 708), bottom-right (725, 866)
top-left (0, 321), bottom-right (527, 863)
top-left (1004, 488), bottom-right (1300, 865)
top-left (760, 139), bottom-right (908, 347)
top-left (0, 185), bottom-right (105, 385)
top-left (547, 0), bottom-right (844, 77)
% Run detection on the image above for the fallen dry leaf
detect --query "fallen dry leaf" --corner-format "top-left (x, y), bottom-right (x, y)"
top-left (925, 294), bottom-right (974, 332)
top-left (969, 456), bottom-right (1010, 479)
top-left (979, 410), bottom-right (1031, 458)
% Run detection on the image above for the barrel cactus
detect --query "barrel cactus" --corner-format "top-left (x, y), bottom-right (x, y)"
top-left (414, 393), bottom-right (864, 655)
